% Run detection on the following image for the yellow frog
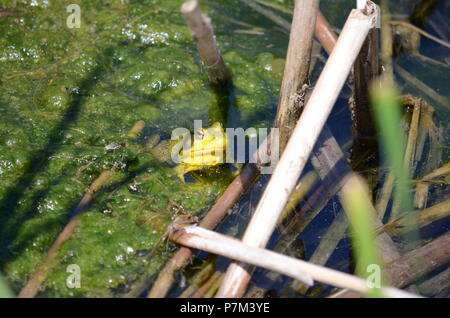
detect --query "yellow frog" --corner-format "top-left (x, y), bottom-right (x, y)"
top-left (149, 122), bottom-right (228, 182)
top-left (173, 122), bottom-right (227, 182)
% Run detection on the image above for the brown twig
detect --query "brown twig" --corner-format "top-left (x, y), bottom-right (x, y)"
top-left (350, 24), bottom-right (380, 158)
top-left (315, 11), bottom-right (338, 55)
top-left (18, 170), bottom-right (114, 298)
top-left (0, 11), bottom-right (18, 19)
top-left (181, 0), bottom-right (231, 86)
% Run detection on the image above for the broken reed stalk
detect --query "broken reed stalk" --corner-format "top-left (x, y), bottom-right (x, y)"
top-left (170, 225), bottom-right (419, 298)
top-left (350, 23), bottom-right (379, 155)
top-left (148, 8), bottom-right (343, 299)
top-left (216, 3), bottom-right (378, 298)
top-left (277, 171), bottom-right (318, 224)
top-left (380, 0), bottom-right (394, 80)
top-left (203, 273), bottom-right (223, 298)
top-left (274, 0), bottom-right (319, 152)
top-left (181, 0), bottom-right (231, 86)
top-left (330, 231), bottom-right (450, 297)
top-left (18, 121), bottom-right (145, 298)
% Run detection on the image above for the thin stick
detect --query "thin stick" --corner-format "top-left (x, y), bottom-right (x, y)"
top-left (181, 0), bottom-right (231, 86)
top-left (216, 3), bottom-right (379, 298)
top-left (274, 0), bottom-right (319, 152)
top-left (203, 273), bottom-right (223, 298)
top-left (171, 225), bottom-right (420, 298)
top-left (380, 0), bottom-right (394, 80)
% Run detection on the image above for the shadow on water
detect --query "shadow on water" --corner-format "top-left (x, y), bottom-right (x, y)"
top-left (0, 48), bottom-right (114, 269)
top-left (210, 82), bottom-right (235, 126)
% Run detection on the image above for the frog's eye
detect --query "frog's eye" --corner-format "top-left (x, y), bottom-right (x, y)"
top-left (196, 129), bottom-right (205, 139)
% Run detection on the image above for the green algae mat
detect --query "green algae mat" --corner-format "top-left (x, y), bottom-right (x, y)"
top-left (0, 0), bottom-right (285, 297)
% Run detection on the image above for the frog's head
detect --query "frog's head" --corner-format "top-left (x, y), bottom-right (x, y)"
top-left (175, 122), bottom-right (227, 182)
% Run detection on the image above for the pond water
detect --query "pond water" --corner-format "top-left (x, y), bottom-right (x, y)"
top-left (0, 0), bottom-right (448, 297)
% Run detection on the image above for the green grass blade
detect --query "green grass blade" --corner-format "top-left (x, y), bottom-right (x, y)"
top-left (341, 174), bottom-right (384, 298)
top-left (370, 79), bottom-right (419, 242)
